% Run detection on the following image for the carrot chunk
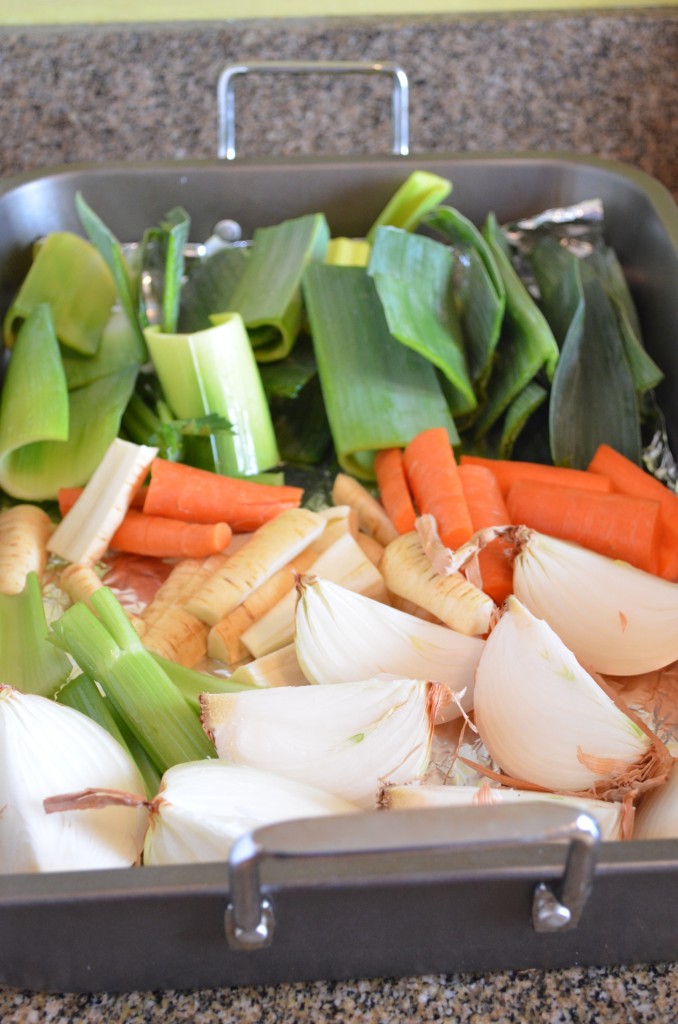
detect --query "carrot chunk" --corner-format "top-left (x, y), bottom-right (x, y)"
top-left (460, 455), bottom-right (613, 498)
top-left (109, 509), bottom-right (232, 559)
top-left (506, 479), bottom-right (663, 574)
top-left (143, 458), bottom-right (303, 532)
top-left (403, 428), bottom-right (473, 550)
top-left (374, 448), bottom-right (417, 535)
top-left (588, 443), bottom-right (678, 581)
top-left (458, 463), bottom-right (514, 605)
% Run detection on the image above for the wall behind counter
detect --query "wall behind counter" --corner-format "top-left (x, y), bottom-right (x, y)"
top-left (0, 10), bottom-right (676, 199)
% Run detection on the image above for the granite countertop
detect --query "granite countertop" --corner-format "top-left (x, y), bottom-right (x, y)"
top-left (1, 8), bottom-right (677, 1021)
top-left (2, 964), bottom-right (678, 1022)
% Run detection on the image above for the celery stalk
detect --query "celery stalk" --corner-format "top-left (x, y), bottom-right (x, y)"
top-left (3, 232), bottom-right (116, 355)
top-left (56, 673), bottom-right (162, 798)
top-left (144, 315), bottom-right (279, 478)
top-left (50, 588), bottom-right (216, 773)
top-left (0, 572), bottom-right (72, 698)
top-left (152, 653), bottom-right (255, 716)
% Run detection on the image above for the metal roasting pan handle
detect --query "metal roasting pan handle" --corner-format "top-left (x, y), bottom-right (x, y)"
top-left (224, 802), bottom-right (600, 951)
top-left (217, 60), bottom-right (410, 160)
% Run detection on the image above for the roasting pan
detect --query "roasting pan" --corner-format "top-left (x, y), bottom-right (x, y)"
top-left (1, 147), bottom-right (677, 993)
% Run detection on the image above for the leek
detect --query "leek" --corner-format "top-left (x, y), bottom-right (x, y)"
top-left (259, 336), bottom-right (331, 465)
top-left (3, 232), bottom-right (116, 355)
top-left (144, 315), bottom-right (279, 477)
top-left (0, 573), bottom-right (72, 698)
top-left (50, 587), bottom-right (216, 774)
top-left (178, 246), bottom-right (249, 333)
top-left (138, 206), bottom-right (190, 333)
top-left (538, 249), bottom-right (641, 468)
top-left (0, 304), bottom-right (138, 500)
top-left (325, 237), bottom-right (371, 267)
top-left (225, 213), bottom-right (330, 361)
top-left (367, 226), bottom-right (476, 417)
top-left (496, 379), bottom-right (548, 459)
top-left (366, 170), bottom-right (452, 242)
top-left (75, 191), bottom-right (146, 353)
top-left (424, 205), bottom-right (505, 388)
top-left (472, 213), bottom-right (559, 439)
top-left (60, 308), bottom-right (147, 389)
top-left (302, 263), bottom-right (458, 480)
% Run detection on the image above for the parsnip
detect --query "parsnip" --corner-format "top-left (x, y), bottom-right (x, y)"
top-left (47, 439), bottom-right (157, 566)
top-left (186, 508), bottom-right (325, 626)
top-left (139, 555), bottom-right (225, 667)
top-left (241, 530), bottom-right (388, 659)
top-left (331, 473), bottom-right (399, 548)
top-left (229, 643), bottom-right (309, 689)
top-left (0, 504), bottom-right (54, 595)
top-left (380, 531), bottom-right (496, 637)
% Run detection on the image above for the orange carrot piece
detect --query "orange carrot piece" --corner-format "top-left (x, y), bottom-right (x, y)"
top-left (458, 463), bottom-right (514, 605)
top-left (109, 509), bottom-right (232, 559)
top-left (143, 458), bottom-right (303, 532)
top-left (58, 485), bottom-right (148, 518)
top-left (588, 443), bottom-right (678, 581)
top-left (403, 428), bottom-right (474, 550)
top-left (460, 455), bottom-right (613, 498)
top-left (506, 479), bottom-right (663, 574)
top-left (374, 447), bottom-right (417, 534)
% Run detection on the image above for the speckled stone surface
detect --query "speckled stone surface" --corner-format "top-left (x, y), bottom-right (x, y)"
top-left (0, 10), bottom-right (676, 199)
top-left (2, 964), bottom-right (678, 1022)
top-left (1, 9), bottom-right (678, 1020)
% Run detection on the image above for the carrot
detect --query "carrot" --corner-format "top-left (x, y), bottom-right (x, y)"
top-left (505, 479), bottom-right (663, 574)
top-left (588, 443), bottom-right (678, 581)
top-left (374, 448), bottom-right (417, 534)
top-left (143, 458), bottom-right (303, 532)
top-left (108, 509), bottom-right (232, 559)
top-left (460, 455), bottom-right (614, 498)
top-left (58, 485), bottom-right (148, 518)
top-left (458, 464), bottom-right (514, 605)
top-left (403, 428), bottom-right (473, 551)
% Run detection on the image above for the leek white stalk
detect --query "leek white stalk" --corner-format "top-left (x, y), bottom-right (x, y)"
top-left (294, 576), bottom-right (484, 722)
top-left (381, 782), bottom-right (626, 841)
top-left (1, 685), bottom-right (147, 873)
top-left (473, 596), bottom-right (669, 797)
top-left (200, 676), bottom-right (444, 808)
top-left (143, 761), bottom-right (360, 865)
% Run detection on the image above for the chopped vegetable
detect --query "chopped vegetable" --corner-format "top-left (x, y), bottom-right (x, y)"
top-left (47, 438), bottom-right (158, 566)
top-left (144, 315), bottom-right (279, 478)
top-left (374, 448), bottom-right (417, 535)
top-left (0, 572), bottom-right (72, 697)
top-left (365, 170), bottom-right (452, 242)
top-left (331, 472), bottom-right (399, 548)
top-left (506, 478), bottom-right (662, 574)
top-left (109, 509), bottom-right (232, 559)
top-left (0, 503), bottom-right (54, 595)
top-left (50, 587), bottom-right (216, 772)
top-left (185, 508), bottom-right (325, 626)
top-left (588, 442), bottom-right (678, 581)
top-left (460, 454), bottom-right (614, 497)
top-left (457, 463), bottom-right (514, 605)
top-left (403, 427), bottom-right (474, 551)
top-left (143, 457), bottom-right (303, 531)
top-left (380, 530), bottom-right (496, 636)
